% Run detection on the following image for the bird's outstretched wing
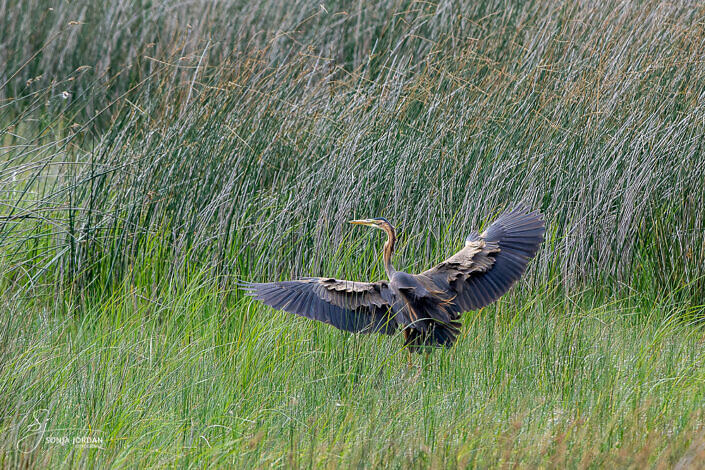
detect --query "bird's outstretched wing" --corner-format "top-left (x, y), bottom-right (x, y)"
top-left (240, 277), bottom-right (398, 334)
top-left (422, 204), bottom-right (545, 315)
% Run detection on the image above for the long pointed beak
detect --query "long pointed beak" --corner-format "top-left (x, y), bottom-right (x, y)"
top-left (349, 219), bottom-right (377, 226)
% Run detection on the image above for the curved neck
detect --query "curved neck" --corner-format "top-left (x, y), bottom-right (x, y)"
top-left (382, 226), bottom-right (396, 279)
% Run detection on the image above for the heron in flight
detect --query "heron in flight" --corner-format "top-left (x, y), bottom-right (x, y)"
top-left (241, 204), bottom-right (544, 352)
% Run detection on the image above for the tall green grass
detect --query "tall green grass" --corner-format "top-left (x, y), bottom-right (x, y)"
top-left (2, 282), bottom-right (705, 467)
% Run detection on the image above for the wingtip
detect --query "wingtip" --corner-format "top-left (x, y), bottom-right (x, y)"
top-left (482, 203), bottom-right (546, 246)
top-left (234, 279), bottom-right (259, 294)
top-left (510, 202), bottom-right (544, 220)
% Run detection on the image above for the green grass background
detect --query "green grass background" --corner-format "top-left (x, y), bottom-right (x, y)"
top-left (1, 0), bottom-right (705, 467)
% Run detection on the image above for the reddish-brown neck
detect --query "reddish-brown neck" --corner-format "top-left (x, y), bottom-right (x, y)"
top-left (382, 224), bottom-right (396, 278)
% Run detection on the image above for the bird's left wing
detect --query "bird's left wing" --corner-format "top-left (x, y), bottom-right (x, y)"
top-left (240, 277), bottom-right (398, 334)
top-left (421, 204), bottom-right (545, 315)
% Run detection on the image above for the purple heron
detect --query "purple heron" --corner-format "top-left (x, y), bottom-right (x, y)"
top-left (241, 204), bottom-right (544, 352)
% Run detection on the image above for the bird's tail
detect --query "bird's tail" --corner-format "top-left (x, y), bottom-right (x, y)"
top-left (403, 319), bottom-right (461, 352)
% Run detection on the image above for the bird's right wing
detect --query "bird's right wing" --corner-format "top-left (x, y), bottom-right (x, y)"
top-left (240, 277), bottom-right (398, 334)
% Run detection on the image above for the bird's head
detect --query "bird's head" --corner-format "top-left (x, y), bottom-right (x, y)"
top-left (349, 217), bottom-right (395, 235)
top-left (349, 217), bottom-right (397, 275)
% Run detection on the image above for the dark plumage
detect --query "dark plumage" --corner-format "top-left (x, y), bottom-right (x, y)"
top-left (240, 204), bottom-right (545, 353)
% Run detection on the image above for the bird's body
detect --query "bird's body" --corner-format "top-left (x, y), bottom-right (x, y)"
top-left (241, 204), bottom-right (545, 352)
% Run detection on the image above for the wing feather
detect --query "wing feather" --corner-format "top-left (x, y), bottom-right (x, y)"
top-left (241, 277), bottom-right (397, 335)
top-left (422, 204), bottom-right (545, 315)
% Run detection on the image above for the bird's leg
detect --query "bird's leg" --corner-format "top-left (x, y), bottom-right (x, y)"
top-left (403, 329), bottom-right (413, 368)
top-left (416, 348), bottom-right (431, 377)
top-left (413, 353), bottom-right (424, 379)
top-left (420, 350), bottom-right (434, 376)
